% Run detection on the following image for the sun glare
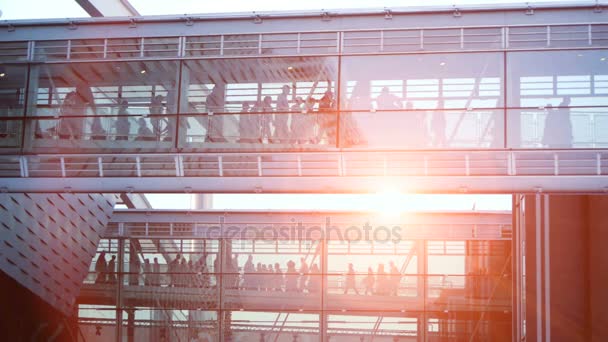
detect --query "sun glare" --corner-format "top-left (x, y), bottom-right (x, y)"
top-left (373, 189), bottom-right (407, 218)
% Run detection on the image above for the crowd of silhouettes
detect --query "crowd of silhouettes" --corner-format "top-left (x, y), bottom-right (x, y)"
top-left (93, 252), bottom-right (410, 296)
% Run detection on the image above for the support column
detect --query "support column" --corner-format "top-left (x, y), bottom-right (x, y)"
top-left (320, 238), bottom-right (328, 342)
top-left (519, 194), bottom-right (608, 342)
top-left (116, 238), bottom-right (124, 342)
top-left (417, 240), bottom-right (427, 342)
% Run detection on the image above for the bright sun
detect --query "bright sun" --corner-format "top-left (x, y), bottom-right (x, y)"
top-left (372, 189), bottom-right (407, 218)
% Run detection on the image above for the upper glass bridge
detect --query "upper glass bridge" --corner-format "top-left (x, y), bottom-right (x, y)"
top-left (1, 3), bottom-right (607, 192)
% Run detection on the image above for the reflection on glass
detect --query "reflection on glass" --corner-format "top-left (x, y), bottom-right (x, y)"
top-left (508, 107), bottom-right (608, 148)
top-left (507, 49), bottom-right (608, 108)
top-left (28, 115), bottom-right (176, 151)
top-left (340, 53), bottom-right (503, 111)
top-left (181, 57), bottom-right (338, 146)
top-left (0, 119), bottom-right (22, 147)
top-left (340, 110), bottom-right (503, 148)
top-left (0, 64), bottom-right (26, 117)
top-left (30, 61), bottom-right (179, 117)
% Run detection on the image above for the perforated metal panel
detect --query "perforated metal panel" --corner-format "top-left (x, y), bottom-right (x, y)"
top-left (0, 193), bottom-right (115, 314)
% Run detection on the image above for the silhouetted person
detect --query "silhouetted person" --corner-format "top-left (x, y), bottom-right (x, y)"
top-left (342, 81), bottom-right (368, 146)
top-left (376, 87), bottom-right (402, 110)
top-left (129, 254), bottom-right (140, 286)
top-left (238, 101), bottom-right (259, 143)
top-left (290, 97), bottom-right (308, 144)
top-left (261, 264), bottom-right (269, 291)
top-left (307, 264), bottom-right (321, 293)
top-left (188, 259), bottom-right (195, 287)
top-left (542, 97), bottom-right (572, 148)
top-left (285, 260), bottom-right (298, 292)
top-left (135, 117), bottom-right (155, 141)
top-left (170, 253), bottom-right (181, 287)
top-left (95, 251), bottom-right (107, 284)
top-left (261, 96), bottom-right (274, 143)
top-left (243, 255), bottom-right (255, 290)
top-left (318, 89), bottom-right (336, 144)
top-left (153, 257), bottom-right (161, 286)
top-left (115, 98), bottom-right (130, 141)
top-left (107, 255), bottom-right (116, 284)
top-left (298, 257), bottom-right (309, 291)
top-left (376, 264), bottom-right (388, 295)
top-left (149, 95), bottom-right (165, 141)
top-left (254, 262), bottom-right (263, 291)
top-left (389, 261), bottom-right (401, 296)
top-left (58, 89), bottom-right (87, 140)
top-left (363, 267), bottom-right (375, 295)
top-left (143, 258), bottom-right (151, 285)
top-left (273, 262), bottom-right (284, 292)
top-left (205, 85), bottom-right (227, 143)
top-left (273, 85), bottom-right (291, 143)
top-left (232, 254), bottom-right (240, 273)
top-left (344, 263), bottom-right (359, 295)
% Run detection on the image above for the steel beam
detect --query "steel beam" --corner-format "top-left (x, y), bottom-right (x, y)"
top-left (75, 0), bottom-right (140, 17)
top-left (104, 209), bottom-right (512, 241)
top-left (2, 175), bottom-right (608, 194)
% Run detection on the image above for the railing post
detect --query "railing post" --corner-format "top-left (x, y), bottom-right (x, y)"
top-left (218, 156), bottom-right (224, 177)
top-left (60, 157), bottom-right (66, 177)
top-left (135, 156), bottom-right (141, 177)
top-left (98, 157), bottom-right (104, 177)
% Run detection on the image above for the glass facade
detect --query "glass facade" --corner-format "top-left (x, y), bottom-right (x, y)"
top-left (78, 234), bottom-right (511, 341)
top-left (1, 41), bottom-right (606, 152)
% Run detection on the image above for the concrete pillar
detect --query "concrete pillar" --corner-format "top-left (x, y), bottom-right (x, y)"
top-left (520, 194), bottom-right (608, 342)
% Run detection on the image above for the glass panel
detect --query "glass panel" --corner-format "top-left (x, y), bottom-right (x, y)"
top-left (326, 240), bottom-right (419, 313)
top-left (180, 57), bottom-right (338, 148)
top-left (507, 49), bottom-right (608, 108)
top-left (0, 64), bottom-right (27, 116)
top-left (340, 109), bottom-right (503, 149)
top-left (507, 107), bottom-right (608, 148)
top-left (26, 115), bottom-right (176, 152)
top-left (340, 53), bottom-right (502, 149)
top-left (29, 60), bottom-right (179, 117)
top-left (0, 119), bottom-right (22, 148)
top-left (0, 41), bottom-right (29, 62)
top-left (340, 53), bottom-right (503, 111)
top-left (327, 312), bottom-right (418, 338)
top-left (228, 311), bottom-right (320, 341)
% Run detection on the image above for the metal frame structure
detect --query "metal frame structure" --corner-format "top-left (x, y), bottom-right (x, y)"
top-left (76, 209), bottom-right (512, 341)
top-left (2, 150), bottom-right (608, 193)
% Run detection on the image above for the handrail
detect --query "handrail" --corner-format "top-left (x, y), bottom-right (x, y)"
top-left (2, 22), bottom-right (608, 63)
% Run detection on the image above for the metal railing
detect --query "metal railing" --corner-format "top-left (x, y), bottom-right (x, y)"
top-left (2, 23), bottom-right (607, 62)
top-left (1, 149), bottom-right (607, 179)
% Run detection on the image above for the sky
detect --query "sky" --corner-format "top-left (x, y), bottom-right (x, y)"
top-left (0, 0), bottom-right (531, 211)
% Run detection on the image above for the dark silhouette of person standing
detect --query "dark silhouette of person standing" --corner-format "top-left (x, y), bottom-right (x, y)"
top-left (115, 98), bottom-right (130, 141)
top-left (205, 84), bottom-right (227, 143)
top-left (273, 85), bottom-right (291, 143)
top-left (376, 87), bottom-right (402, 110)
top-left (149, 94), bottom-right (165, 141)
top-left (95, 251), bottom-right (107, 284)
top-left (542, 97), bottom-right (573, 148)
top-left (107, 255), bottom-right (116, 284)
top-left (363, 266), bottom-right (375, 295)
top-left (238, 101), bottom-right (259, 143)
top-left (344, 263), bottom-right (359, 295)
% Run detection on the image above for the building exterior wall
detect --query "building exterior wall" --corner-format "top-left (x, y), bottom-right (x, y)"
top-left (521, 194), bottom-right (608, 342)
top-left (0, 193), bottom-right (115, 314)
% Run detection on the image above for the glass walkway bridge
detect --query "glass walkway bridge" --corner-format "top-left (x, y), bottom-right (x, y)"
top-left (77, 209), bottom-right (512, 341)
top-left (1, 3), bottom-right (608, 193)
